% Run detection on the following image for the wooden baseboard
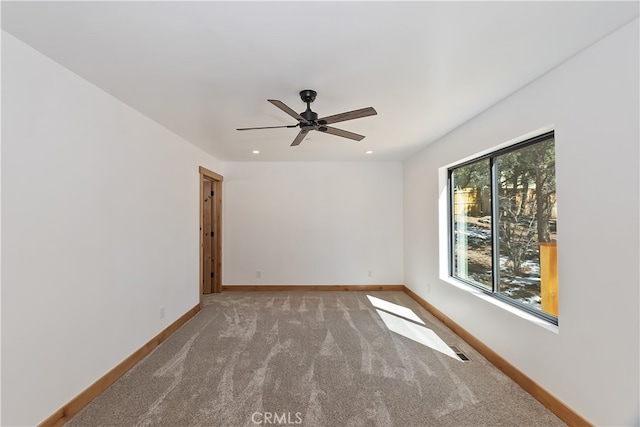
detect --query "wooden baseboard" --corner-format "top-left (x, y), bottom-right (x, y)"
top-left (39, 304), bottom-right (201, 427)
top-left (402, 285), bottom-right (591, 427)
top-left (222, 284), bottom-right (405, 292)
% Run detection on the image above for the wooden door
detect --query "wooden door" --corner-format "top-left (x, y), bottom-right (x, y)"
top-left (211, 180), bottom-right (222, 293)
top-left (200, 167), bottom-right (223, 296)
top-left (202, 180), bottom-right (213, 294)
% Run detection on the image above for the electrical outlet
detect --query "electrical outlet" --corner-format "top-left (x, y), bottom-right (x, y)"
top-left (256, 270), bottom-right (262, 279)
top-left (160, 306), bottom-right (165, 319)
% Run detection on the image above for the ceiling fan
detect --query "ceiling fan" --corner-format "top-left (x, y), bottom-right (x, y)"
top-left (237, 90), bottom-right (377, 146)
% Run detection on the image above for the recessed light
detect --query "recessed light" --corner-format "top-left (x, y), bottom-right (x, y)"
top-left (365, 150), bottom-right (373, 154)
top-left (252, 150), bottom-right (260, 154)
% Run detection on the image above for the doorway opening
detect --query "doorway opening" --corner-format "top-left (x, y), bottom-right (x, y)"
top-left (199, 166), bottom-right (223, 298)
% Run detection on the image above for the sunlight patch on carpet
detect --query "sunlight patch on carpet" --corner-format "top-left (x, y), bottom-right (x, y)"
top-left (366, 295), bottom-right (425, 325)
top-left (367, 294), bottom-right (460, 359)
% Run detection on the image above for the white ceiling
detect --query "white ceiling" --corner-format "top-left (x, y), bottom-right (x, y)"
top-left (2, 1), bottom-right (638, 162)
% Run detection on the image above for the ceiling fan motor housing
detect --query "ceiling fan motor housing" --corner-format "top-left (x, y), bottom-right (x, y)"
top-left (300, 110), bottom-right (318, 122)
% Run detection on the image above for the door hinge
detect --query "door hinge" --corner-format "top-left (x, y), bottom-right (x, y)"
top-left (211, 231), bottom-right (214, 237)
top-left (211, 190), bottom-right (214, 197)
top-left (210, 272), bottom-right (214, 278)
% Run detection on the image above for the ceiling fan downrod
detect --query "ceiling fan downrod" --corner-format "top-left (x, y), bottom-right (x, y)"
top-left (299, 89), bottom-right (318, 123)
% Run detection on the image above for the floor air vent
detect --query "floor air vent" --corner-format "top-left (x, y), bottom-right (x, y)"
top-left (449, 345), bottom-right (470, 361)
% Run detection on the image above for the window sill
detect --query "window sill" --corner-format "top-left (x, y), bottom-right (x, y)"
top-left (442, 276), bottom-right (559, 334)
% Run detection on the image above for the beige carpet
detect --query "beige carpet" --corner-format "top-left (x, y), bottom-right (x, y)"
top-left (67, 291), bottom-right (565, 426)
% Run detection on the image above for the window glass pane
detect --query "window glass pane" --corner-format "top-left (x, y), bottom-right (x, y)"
top-left (451, 160), bottom-right (492, 290)
top-left (495, 137), bottom-right (557, 316)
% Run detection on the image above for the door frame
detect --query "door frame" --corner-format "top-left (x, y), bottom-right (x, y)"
top-left (199, 166), bottom-right (223, 304)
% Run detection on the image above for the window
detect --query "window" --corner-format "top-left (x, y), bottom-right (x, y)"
top-left (449, 131), bottom-right (557, 323)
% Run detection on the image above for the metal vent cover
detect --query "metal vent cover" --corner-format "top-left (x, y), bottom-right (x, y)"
top-left (449, 345), bottom-right (470, 361)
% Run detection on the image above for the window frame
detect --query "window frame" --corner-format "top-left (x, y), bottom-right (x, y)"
top-left (448, 130), bottom-right (557, 325)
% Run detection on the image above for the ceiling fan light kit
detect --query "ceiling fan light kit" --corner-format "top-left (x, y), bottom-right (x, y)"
top-left (237, 90), bottom-right (377, 146)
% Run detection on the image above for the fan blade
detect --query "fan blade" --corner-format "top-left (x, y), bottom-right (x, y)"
top-left (237, 124), bottom-right (298, 131)
top-left (268, 99), bottom-right (305, 121)
top-left (321, 126), bottom-right (365, 141)
top-left (291, 129), bottom-right (308, 146)
top-left (318, 107), bottom-right (377, 125)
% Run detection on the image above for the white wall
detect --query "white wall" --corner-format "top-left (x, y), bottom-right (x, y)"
top-left (403, 19), bottom-right (639, 426)
top-left (1, 33), bottom-right (223, 426)
top-left (223, 162), bottom-right (403, 285)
